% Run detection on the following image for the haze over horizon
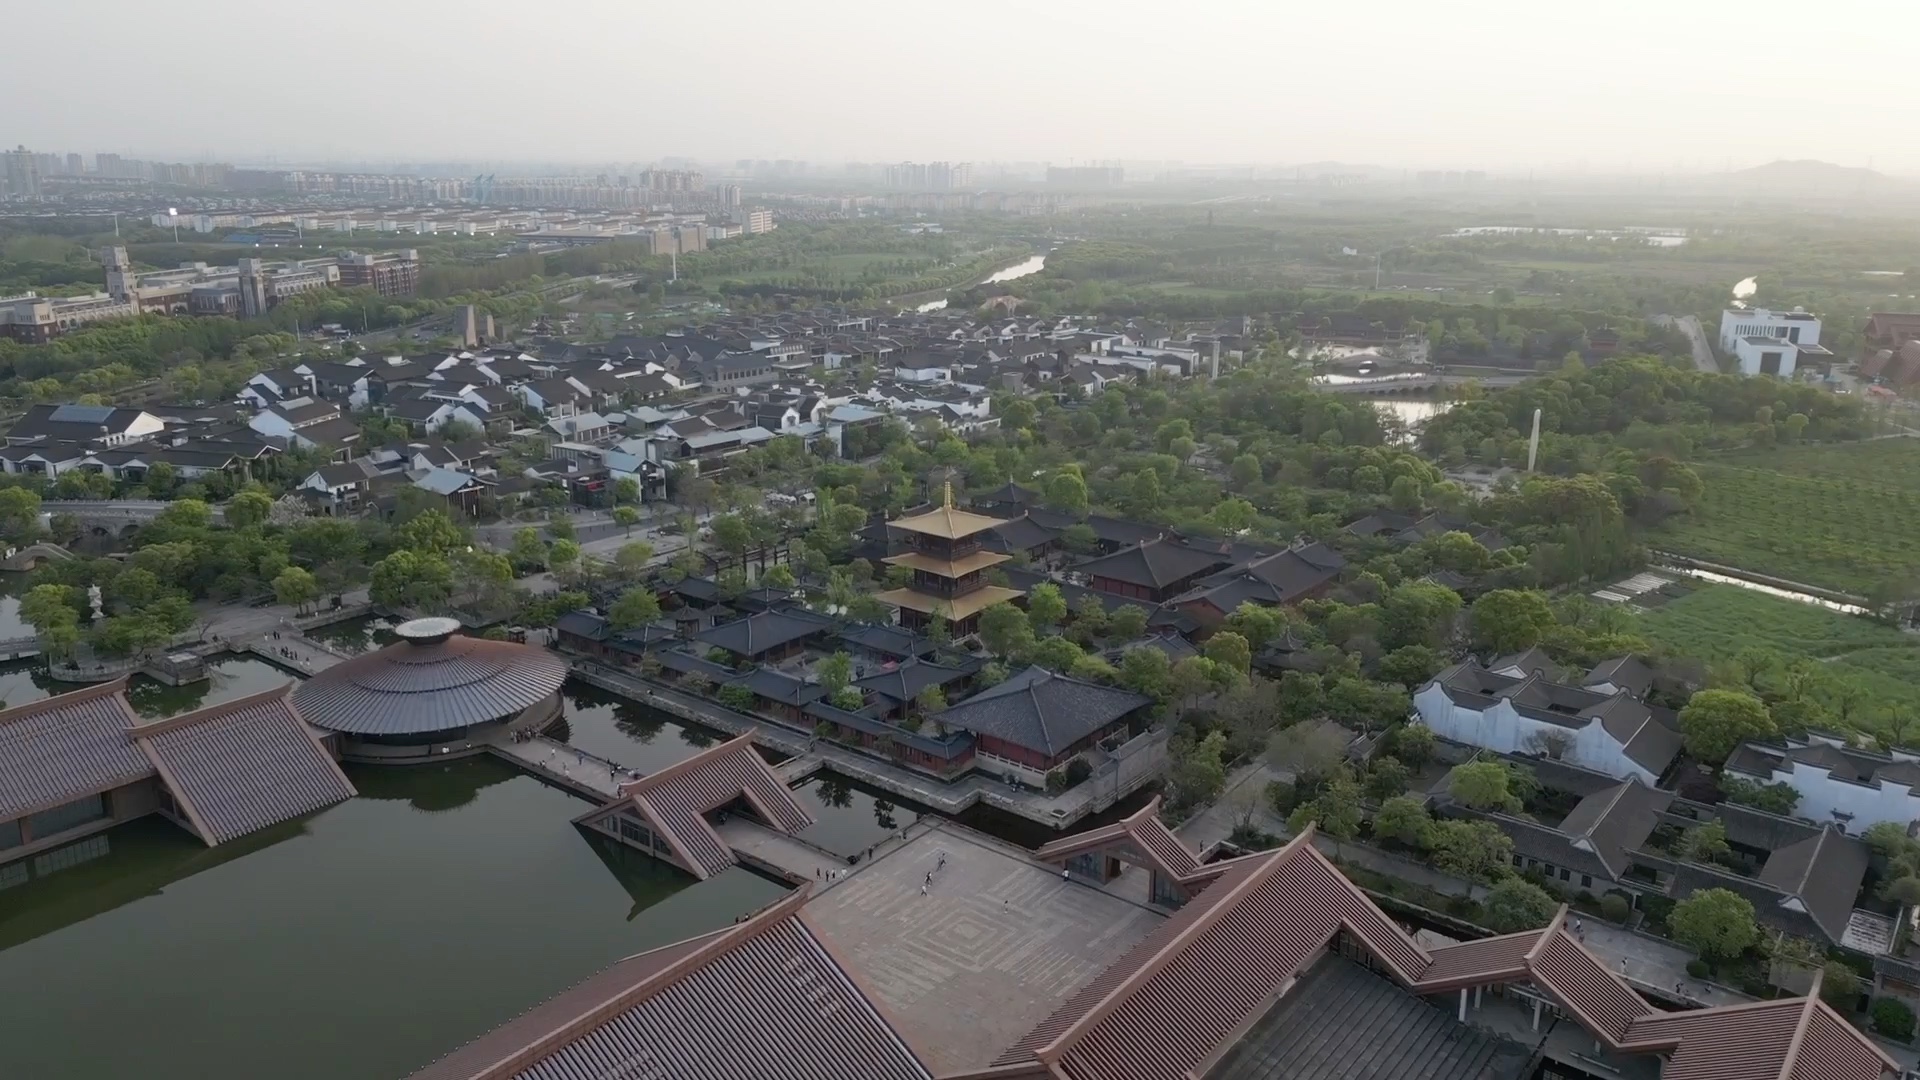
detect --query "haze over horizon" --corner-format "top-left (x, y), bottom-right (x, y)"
top-left (8, 0), bottom-right (1918, 174)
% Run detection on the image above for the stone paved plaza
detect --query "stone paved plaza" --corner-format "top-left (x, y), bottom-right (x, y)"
top-left (804, 823), bottom-right (1164, 1074)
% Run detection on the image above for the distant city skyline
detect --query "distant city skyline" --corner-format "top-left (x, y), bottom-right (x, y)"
top-left (8, 0), bottom-right (1918, 174)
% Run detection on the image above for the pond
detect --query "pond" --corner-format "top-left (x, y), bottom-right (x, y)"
top-left (791, 771), bottom-right (932, 857)
top-left (547, 680), bottom-right (747, 775)
top-left (301, 612), bottom-right (398, 655)
top-left (0, 758), bottom-right (786, 1080)
top-left (0, 653), bottom-right (298, 718)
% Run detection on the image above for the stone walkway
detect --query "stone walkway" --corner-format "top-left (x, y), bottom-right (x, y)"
top-left (715, 818), bottom-right (848, 885)
top-left (486, 732), bottom-right (631, 801)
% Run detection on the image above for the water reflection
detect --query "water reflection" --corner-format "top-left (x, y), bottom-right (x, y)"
top-left (0, 761), bottom-right (781, 1080)
top-left (792, 771), bottom-right (928, 856)
top-left (557, 681), bottom-right (731, 773)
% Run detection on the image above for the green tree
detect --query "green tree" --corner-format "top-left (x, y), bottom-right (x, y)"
top-left (1669, 888), bottom-right (1758, 959)
top-left (19, 583), bottom-right (79, 641)
top-left (509, 527), bottom-right (548, 570)
top-left (1679, 820), bottom-right (1731, 864)
top-left (1678, 689), bottom-right (1776, 765)
top-left (613, 478), bottom-right (641, 506)
top-left (709, 513), bottom-right (754, 561)
top-left (1267, 722), bottom-right (1351, 790)
top-left (1026, 583), bottom-right (1068, 633)
top-left (1228, 453), bottom-right (1262, 490)
top-left (547, 539), bottom-right (582, 577)
top-left (1379, 645), bottom-right (1442, 687)
top-left (1391, 723), bottom-right (1435, 767)
top-left (226, 489), bottom-right (274, 531)
top-left (1470, 589), bottom-right (1556, 654)
top-left (613, 541), bottom-right (654, 580)
top-left (609, 587), bottom-right (661, 630)
top-left (1044, 471), bottom-right (1089, 516)
top-left (816, 652), bottom-right (854, 694)
top-left (1203, 631), bottom-right (1252, 677)
top-left (1365, 757), bottom-right (1411, 801)
top-left (1288, 771), bottom-right (1364, 840)
top-left (1118, 646), bottom-right (1172, 702)
top-left (370, 550), bottom-right (455, 611)
top-left (0, 487), bottom-right (42, 540)
top-left (1372, 794), bottom-right (1433, 847)
top-left (1449, 760), bottom-right (1519, 811)
top-left (761, 564), bottom-right (797, 591)
top-left (613, 506), bottom-right (641, 535)
top-left (272, 566), bottom-right (319, 613)
top-left (979, 602), bottom-right (1034, 659)
top-left (1108, 604), bottom-right (1149, 642)
top-left (1029, 636), bottom-right (1084, 672)
top-left (1429, 819), bottom-right (1514, 883)
top-left (1169, 730), bottom-right (1229, 809)
top-left (396, 509), bottom-right (465, 555)
top-left (1484, 878), bottom-right (1557, 933)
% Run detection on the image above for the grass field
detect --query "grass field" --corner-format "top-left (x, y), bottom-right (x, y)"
top-left (1633, 583), bottom-right (1920, 739)
top-left (1650, 441), bottom-right (1920, 595)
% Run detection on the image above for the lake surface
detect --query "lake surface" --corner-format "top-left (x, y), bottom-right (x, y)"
top-left (792, 771), bottom-right (929, 857)
top-left (916, 253), bottom-right (1047, 311)
top-left (0, 652), bottom-right (297, 718)
top-left (0, 758), bottom-right (785, 1080)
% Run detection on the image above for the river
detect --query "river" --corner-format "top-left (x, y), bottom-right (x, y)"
top-left (915, 253), bottom-right (1048, 312)
top-left (1311, 373), bottom-right (1454, 429)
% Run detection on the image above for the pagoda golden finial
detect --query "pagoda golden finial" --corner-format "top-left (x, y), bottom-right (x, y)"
top-left (943, 480), bottom-right (953, 510)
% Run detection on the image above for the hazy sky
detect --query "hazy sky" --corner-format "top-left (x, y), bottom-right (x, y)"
top-left (8, 0), bottom-right (1918, 172)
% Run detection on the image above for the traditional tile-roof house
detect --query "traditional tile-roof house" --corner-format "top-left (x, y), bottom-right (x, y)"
top-left (1076, 537), bottom-right (1231, 604)
top-left (931, 666), bottom-right (1150, 776)
top-left (1724, 733), bottom-right (1920, 836)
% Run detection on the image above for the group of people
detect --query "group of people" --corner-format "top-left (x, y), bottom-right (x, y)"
top-left (919, 851), bottom-right (948, 896)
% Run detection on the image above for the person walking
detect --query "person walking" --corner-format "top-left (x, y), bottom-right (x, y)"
top-left (920, 883), bottom-right (928, 896)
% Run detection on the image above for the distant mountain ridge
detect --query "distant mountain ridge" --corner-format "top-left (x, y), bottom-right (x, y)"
top-left (1731, 159), bottom-right (1895, 187)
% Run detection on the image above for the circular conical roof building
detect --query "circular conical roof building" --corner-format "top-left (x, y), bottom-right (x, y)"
top-left (294, 618), bottom-right (568, 756)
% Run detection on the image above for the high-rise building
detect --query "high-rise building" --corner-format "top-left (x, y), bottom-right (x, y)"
top-left (889, 162), bottom-right (972, 191)
top-left (720, 184), bottom-right (743, 209)
top-left (100, 247), bottom-right (136, 302)
top-left (335, 250), bottom-right (421, 297)
top-left (4, 146), bottom-right (41, 198)
top-left (66, 153), bottom-right (83, 176)
top-left (96, 153), bottom-right (123, 178)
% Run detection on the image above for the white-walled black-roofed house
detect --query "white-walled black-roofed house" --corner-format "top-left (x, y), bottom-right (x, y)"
top-left (292, 617), bottom-right (567, 762)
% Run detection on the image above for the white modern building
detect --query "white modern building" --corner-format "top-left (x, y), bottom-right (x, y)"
top-left (1724, 734), bottom-right (1920, 835)
top-left (1718, 307), bottom-right (1828, 377)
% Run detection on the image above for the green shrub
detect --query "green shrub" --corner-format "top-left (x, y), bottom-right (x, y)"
top-left (1266, 780), bottom-right (1297, 815)
top-left (1045, 768), bottom-right (1067, 794)
top-left (1600, 893), bottom-right (1631, 923)
top-left (1065, 758), bottom-right (1093, 786)
top-left (1872, 997), bottom-right (1916, 1041)
top-left (1685, 958), bottom-right (1710, 979)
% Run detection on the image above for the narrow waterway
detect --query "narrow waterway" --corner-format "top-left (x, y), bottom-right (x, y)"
top-left (914, 253), bottom-right (1047, 312)
top-left (0, 758), bottom-right (785, 1080)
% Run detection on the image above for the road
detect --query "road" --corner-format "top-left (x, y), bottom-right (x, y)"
top-left (1659, 315), bottom-right (1719, 373)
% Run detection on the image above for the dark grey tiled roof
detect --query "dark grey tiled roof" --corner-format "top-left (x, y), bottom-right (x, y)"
top-left (728, 668), bottom-right (826, 707)
top-left (1074, 538), bottom-right (1227, 590)
top-left (292, 634), bottom-right (567, 735)
top-left (932, 666), bottom-right (1148, 757)
top-left (135, 687), bottom-right (355, 844)
top-left (1210, 953), bottom-right (1533, 1080)
top-left (695, 607), bottom-right (834, 658)
top-left (854, 658), bottom-right (978, 704)
top-left (0, 680), bottom-right (148, 823)
top-left (838, 622), bottom-right (935, 660)
top-left (1758, 826), bottom-right (1871, 943)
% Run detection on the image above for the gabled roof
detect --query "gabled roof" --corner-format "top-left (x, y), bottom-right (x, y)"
top-left (1074, 538), bottom-right (1227, 590)
top-left (1620, 981), bottom-right (1896, 1080)
top-left (130, 685), bottom-right (355, 844)
top-left (931, 666), bottom-right (1149, 758)
top-left (853, 657), bottom-right (977, 705)
top-left (404, 889), bottom-right (931, 1080)
top-left (1757, 826), bottom-right (1872, 943)
top-left (889, 502), bottom-right (1005, 540)
top-left (694, 606), bottom-right (835, 658)
top-left (574, 734), bottom-right (813, 879)
top-left (0, 679), bottom-right (148, 824)
top-left (1033, 795), bottom-right (1201, 883)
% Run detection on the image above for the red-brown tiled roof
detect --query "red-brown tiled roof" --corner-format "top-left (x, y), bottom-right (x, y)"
top-left (0, 679), bottom-right (147, 824)
top-left (132, 685), bottom-right (355, 845)
top-left (1622, 976), bottom-right (1897, 1080)
top-left (1032, 795), bottom-right (1200, 882)
top-left (405, 889), bottom-right (931, 1080)
top-left (574, 734), bottom-right (813, 879)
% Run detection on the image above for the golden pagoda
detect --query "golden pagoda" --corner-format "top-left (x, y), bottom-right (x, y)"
top-left (875, 483), bottom-right (1026, 635)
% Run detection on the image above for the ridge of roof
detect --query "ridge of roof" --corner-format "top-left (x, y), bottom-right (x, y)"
top-left (0, 676), bottom-right (132, 727)
top-left (613, 730), bottom-right (759, 797)
top-left (125, 681), bottom-right (299, 737)
top-left (1032, 827), bottom-right (1320, 1064)
top-left (1777, 974), bottom-right (1823, 1080)
top-left (1526, 904), bottom-right (1570, 965)
top-left (459, 888), bottom-right (814, 1080)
